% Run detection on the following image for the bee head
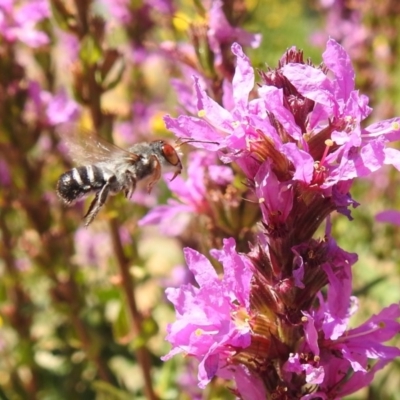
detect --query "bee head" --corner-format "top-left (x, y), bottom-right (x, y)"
top-left (161, 142), bottom-right (181, 167)
top-left (156, 141), bottom-right (182, 181)
top-left (157, 138), bottom-right (220, 182)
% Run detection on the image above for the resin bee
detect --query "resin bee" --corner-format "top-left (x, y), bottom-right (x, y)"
top-left (56, 127), bottom-right (183, 226)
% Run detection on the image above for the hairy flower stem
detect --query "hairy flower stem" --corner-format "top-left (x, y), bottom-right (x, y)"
top-left (109, 218), bottom-right (158, 400)
top-left (0, 212), bottom-right (39, 398)
top-left (6, 129), bottom-right (115, 385)
top-left (67, 292), bottom-right (114, 383)
top-left (64, 2), bottom-right (158, 393)
top-left (69, 3), bottom-right (158, 395)
top-left (87, 64), bottom-right (104, 130)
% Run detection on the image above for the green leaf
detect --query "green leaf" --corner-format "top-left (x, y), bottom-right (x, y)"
top-left (79, 36), bottom-right (103, 66)
top-left (49, 0), bottom-right (72, 31)
top-left (92, 380), bottom-right (133, 400)
top-left (111, 300), bottom-right (130, 341)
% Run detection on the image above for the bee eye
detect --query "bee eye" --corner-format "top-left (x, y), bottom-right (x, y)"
top-left (162, 143), bottom-right (180, 166)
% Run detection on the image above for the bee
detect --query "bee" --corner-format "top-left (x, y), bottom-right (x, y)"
top-left (56, 127), bottom-right (183, 226)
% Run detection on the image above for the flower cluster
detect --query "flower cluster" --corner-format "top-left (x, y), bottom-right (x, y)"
top-left (162, 39), bottom-right (400, 398)
top-left (139, 151), bottom-right (233, 236)
top-left (1, 0), bottom-right (399, 398)
top-left (0, 0), bottom-right (50, 47)
top-left (312, 0), bottom-right (400, 121)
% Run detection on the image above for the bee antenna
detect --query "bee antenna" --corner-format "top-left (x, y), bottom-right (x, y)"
top-left (175, 137), bottom-right (220, 148)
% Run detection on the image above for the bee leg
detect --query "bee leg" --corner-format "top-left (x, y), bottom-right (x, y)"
top-left (124, 171), bottom-right (137, 199)
top-left (83, 176), bottom-right (116, 226)
top-left (146, 155), bottom-right (161, 193)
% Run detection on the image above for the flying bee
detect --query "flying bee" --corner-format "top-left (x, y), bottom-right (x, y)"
top-left (56, 127), bottom-right (183, 226)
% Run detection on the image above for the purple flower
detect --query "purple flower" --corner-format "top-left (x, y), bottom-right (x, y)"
top-left (139, 151), bottom-right (233, 236)
top-left (24, 82), bottom-right (80, 127)
top-left (375, 209), bottom-right (400, 226)
top-left (207, 0), bottom-right (261, 67)
top-left (0, 0), bottom-right (50, 47)
top-left (165, 39), bottom-right (400, 221)
top-left (159, 264), bottom-right (194, 291)
top-left (163, 42), bottom-right (258, 153)
top-left (24, 81), bottom-right (51, 124)
top-left (231, 365), bottom-right (268, 400)
top-left (163, 238), bottom-right (253, 388)
top-left (102, 0), bottom-right (174, 24)
top-left (284, 353), bottom-right (325, 385)
top-left (254, 160), bottom-right (294, 227)
top-left (100, 0), bottom-right (133, 24)
top-left (74, 227), bottom-right (112, 268)
top-left (56, 31), bottom-right (80, 64)
top-left (0, 159), bottom-right (11, 186)
top-left (176, 359), bottom-right (204, 400)
top-left (145, 0), bottom-right (174, 15)
top-left (46, 89), bottom-right (80, 126)
top-left (162, 38), bottom-right (400, 398)
top-left (74, 226), bottom-right (131, 268)
top-left (114, 102), bottom-right (161, 145)
top-left (311, 0), bottom-right (368, 59)
top-left (291, 302), bottom-right (400, 399)
top-left (164, 230), bottom-right (400, 397)
top-left (157, 1), bottom-right (261, 114)
top-left (101, 0), bottom-right (174, 63)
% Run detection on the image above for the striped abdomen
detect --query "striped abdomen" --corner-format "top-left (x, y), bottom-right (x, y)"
top-left (56, 165), bottom-right (106, 204)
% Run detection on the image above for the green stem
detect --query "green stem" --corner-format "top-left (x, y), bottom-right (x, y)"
top-left (109, 218), bottom-right (158, 400)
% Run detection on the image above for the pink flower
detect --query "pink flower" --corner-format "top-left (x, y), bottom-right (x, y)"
top-left (0, 0), bottom-right (50, 47)
top-left (74, 226), bottom-right (131, 268)
top-left (375, 209), bottom-right (400, 226)
top-left (311, 0), bottom-right (368, 59)
top-left (139, 151), bottom-right (233, 236)
top-left (207, 0), bottom-right (261, 67)
top-left (162, 38), bottom-right (400, 398)
top-left (163, 238), bottom-right (253, 388)
top-left (56, 31), bottom-right (80, 64)
top-left (25, 82), bottom-right (80, 127)
top-left (165, 39), bottom-right (400, 222)
top-left (0, 159), bottom-right (11, 186)
top-left (46, 89), bottom-right (80, 126)
top-left (291, 303), bottom-right (400, 399)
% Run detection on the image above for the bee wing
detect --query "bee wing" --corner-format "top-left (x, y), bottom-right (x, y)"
top-left (57, 124), bottom-right (140, 165)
